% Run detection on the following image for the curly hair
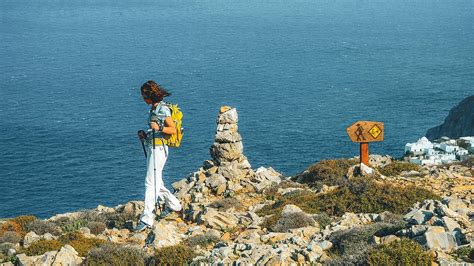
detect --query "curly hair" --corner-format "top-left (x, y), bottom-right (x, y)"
top-left (141, 80), bottom-right (171, 103)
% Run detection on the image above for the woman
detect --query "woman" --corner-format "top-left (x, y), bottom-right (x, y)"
top-left (134, 80), bottom-right (183, 232)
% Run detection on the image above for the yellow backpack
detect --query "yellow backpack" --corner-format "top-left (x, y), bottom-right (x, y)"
top-left (162, 102), bottom-right (184, 148)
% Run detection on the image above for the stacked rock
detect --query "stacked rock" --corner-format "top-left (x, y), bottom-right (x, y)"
top-left (206, 106), bottom-right (254, 195)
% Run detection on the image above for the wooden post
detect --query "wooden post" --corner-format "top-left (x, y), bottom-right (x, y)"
top-left (360, 142), bottom-right (369, 166)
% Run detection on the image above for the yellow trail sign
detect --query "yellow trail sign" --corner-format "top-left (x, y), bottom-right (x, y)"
top-left (346, 121), bottom-right (384, 143)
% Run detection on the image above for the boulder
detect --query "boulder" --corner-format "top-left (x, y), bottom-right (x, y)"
top-left (23, 231), bottom-right (40, 248)
top-left (198, 208), bottom-right (238, 230)
top-left (53, 245), bottom-right (83, 265)
top-left (419, 226), bottom-right (457, 251)
top-left (152, 222), bottom-right (184, 248)
top-left (404, 209), bottom-right (434, 225)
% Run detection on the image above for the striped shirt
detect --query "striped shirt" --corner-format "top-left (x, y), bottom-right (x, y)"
top-left (145, 102), bottom-right (171, 146)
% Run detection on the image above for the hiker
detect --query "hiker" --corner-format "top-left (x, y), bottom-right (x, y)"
top-left (134, 80), bottom-right (183, 232)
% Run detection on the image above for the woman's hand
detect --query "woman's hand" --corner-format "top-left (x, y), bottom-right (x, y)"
top-left (150, 122), bottom-right (160, 131)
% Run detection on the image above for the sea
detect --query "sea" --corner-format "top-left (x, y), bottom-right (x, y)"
top-left (0, 0), bottom-right (472, 218)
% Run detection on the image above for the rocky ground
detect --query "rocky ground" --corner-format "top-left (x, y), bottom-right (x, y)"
top-left (1, 107), bottom-right (473, 266)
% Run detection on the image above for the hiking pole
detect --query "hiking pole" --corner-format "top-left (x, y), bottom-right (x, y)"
top-left (137, 130), bottom-right (147, 158)
top-left (152, 129), bottom-right (158, 216)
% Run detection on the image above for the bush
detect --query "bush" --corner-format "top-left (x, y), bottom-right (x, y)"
top-left (25, 220), bottom-right (61, 236)
top-left (313, 213), bottom-right (332, 229)
top-left (211, 198), bottom-right (244, 211)
top-left (272, 212), bottom-right (315, 232)
top-left (148, 245), bottom-right (197, 265)
top-left (293, 159), bottom-right (357, 188)
top-left (61, 220), bottom-right (87, 233)
top-left (367, 238), bottom-right (433, 265)
top-left (84, 243), bottom-right (145, 266)
top-left (11, 216), bottom-right (37, 232)
top-left (23, 239), bottom-right (63, 256)
top-left (58, 232), bottom-right (106, 257)
top-left (0, 221), bottom-right (23, 238)
top-left (454, 246), bottom-right (474, 262)
top-left (258, 177), bottom-right (440, 217)
top-left (186, 233), bottom-right (220, 248)
top-left (378, 161), bottom-right (420, 177)
top-left (88, 222), bottom-right (106, 235)
top-left (461, 157), bottom-right (474, 168)
top-left (330, 223), bottom-right (382, 256)
top-left (0, 231), bottom-right (21, 244)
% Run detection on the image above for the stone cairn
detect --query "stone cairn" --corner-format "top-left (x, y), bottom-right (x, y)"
top-left (172, 106), bottom-right (281, 221)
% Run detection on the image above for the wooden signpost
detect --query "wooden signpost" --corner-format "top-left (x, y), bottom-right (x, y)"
top-left (346, 121), bottom-right (384, 166)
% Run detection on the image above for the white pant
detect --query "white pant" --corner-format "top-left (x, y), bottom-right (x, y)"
top-left (140, 145), bottom-right (182, 226)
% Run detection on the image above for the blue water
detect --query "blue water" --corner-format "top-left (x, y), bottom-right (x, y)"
top-left (0, 0), bottom-right (472, 219)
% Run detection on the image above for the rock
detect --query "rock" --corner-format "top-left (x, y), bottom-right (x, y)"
top-left (442, 216), bottom-right (461, 232)
top-left (210, 142), bottom-right (244, 163)
top-left (38, 251), bottom-right (58, 265)
top-left (281, 204), bottom-right (303, 215)
top-left (405, 209), bottom-right (434, 225)
top-left (310, 240), bottom-right (332, 251)
top-left (380, 235), bottom-right (400, 245)
top-left (152, 222), bottom-right (183, 248)
top-left (0, 262), bottom-right (14, 266)
top-left (79, 227), bottom-right (90, 235)
top-left (7, 248), bottom-right (16, 257)
top-left (426, 95), bottom-right (474, 140)
top-left (171, 179), bottom-right (188, 191)
top-left (16, 253), bottom-right (41, 266)
top-left (215, 131), bottom-right (242, 143)
top-left (205, 174), bottom-right (226, 191)
top-left (96, 205), bottom-right (115, 213)
top-left (53, 245), bottom-right (83, 265)
top-left (217, 108), bottom-right (238, 124)
top-left (420, 226), bottom-right (458, 251)
top-left (198, 208), bottom-right (238, 230)
top-left (120, 201), bottom-right (144, 219)
top-left (360, 163), bottom-right (374, 175)
top-left (23, 231), bottom-right (40, 248)
top-left (260, 233), bottom-right (290, 243)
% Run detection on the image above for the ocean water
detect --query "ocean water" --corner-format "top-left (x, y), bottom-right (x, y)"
top-left (0, 0), bottom-right (472, 218)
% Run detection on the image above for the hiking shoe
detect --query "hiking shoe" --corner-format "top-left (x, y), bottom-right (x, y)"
top-left (157, 207), bottom-right (172, 220)
top-left (133, 221), bottom-right (151, 232)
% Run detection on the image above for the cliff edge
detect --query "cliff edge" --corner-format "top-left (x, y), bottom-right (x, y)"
top-left (426, 95), bottom-right (474, 140)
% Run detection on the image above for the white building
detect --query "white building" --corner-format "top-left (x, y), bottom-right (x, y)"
top-left (405, 137), bottom-right (434, 156)
top-left (439, 143), bottom-right (460, 154)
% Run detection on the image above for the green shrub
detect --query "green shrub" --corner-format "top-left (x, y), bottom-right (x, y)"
top-left (454, 246), bottom-right (474, 262)
top-left (0, 243), bottom-right (14, 254)
top-left (378, 161), bottom-right (420, 177)
top-left (367, 238), bottom-right (433, 265)
top-left (0, 231), bottom-right (21, 244)
top-left (11, 216), bottom-right (37, 232)
top-left (25, 220), bottom-right (61, 236)
top-left (313, 213), bottom-right (332, 229)
top-left (261, 212), bottom-right (282, 230)
top-left (258, 177), bottom-right (440, 217)
top-left (148, 244), bottom-right (197, 265)
top-left (293, 159), bottom-right (357, 188)
top-left (84, 243), bottom-right (145, 266)
top-left (88, 221), bottom-right (106, 235)
top-left (186, 233), bottom-right (220, 248)
top-left (461, 157), bottom-right (474, 168)
top-left (23, 239), bottom-right (63, 256)
top-left (211, 198), bottom-right (244, 211)
top-left (272, 212), bottom-right (315, 232)
top-left (59, 232), bottom-right (106, 257)
top-left (61, 220), bottom-right (87, 233)
top-left (330, 223), bottom-right (385, 256)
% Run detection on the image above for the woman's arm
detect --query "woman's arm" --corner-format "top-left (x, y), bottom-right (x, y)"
top-left (150, 117), bottom-right (177, 135)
